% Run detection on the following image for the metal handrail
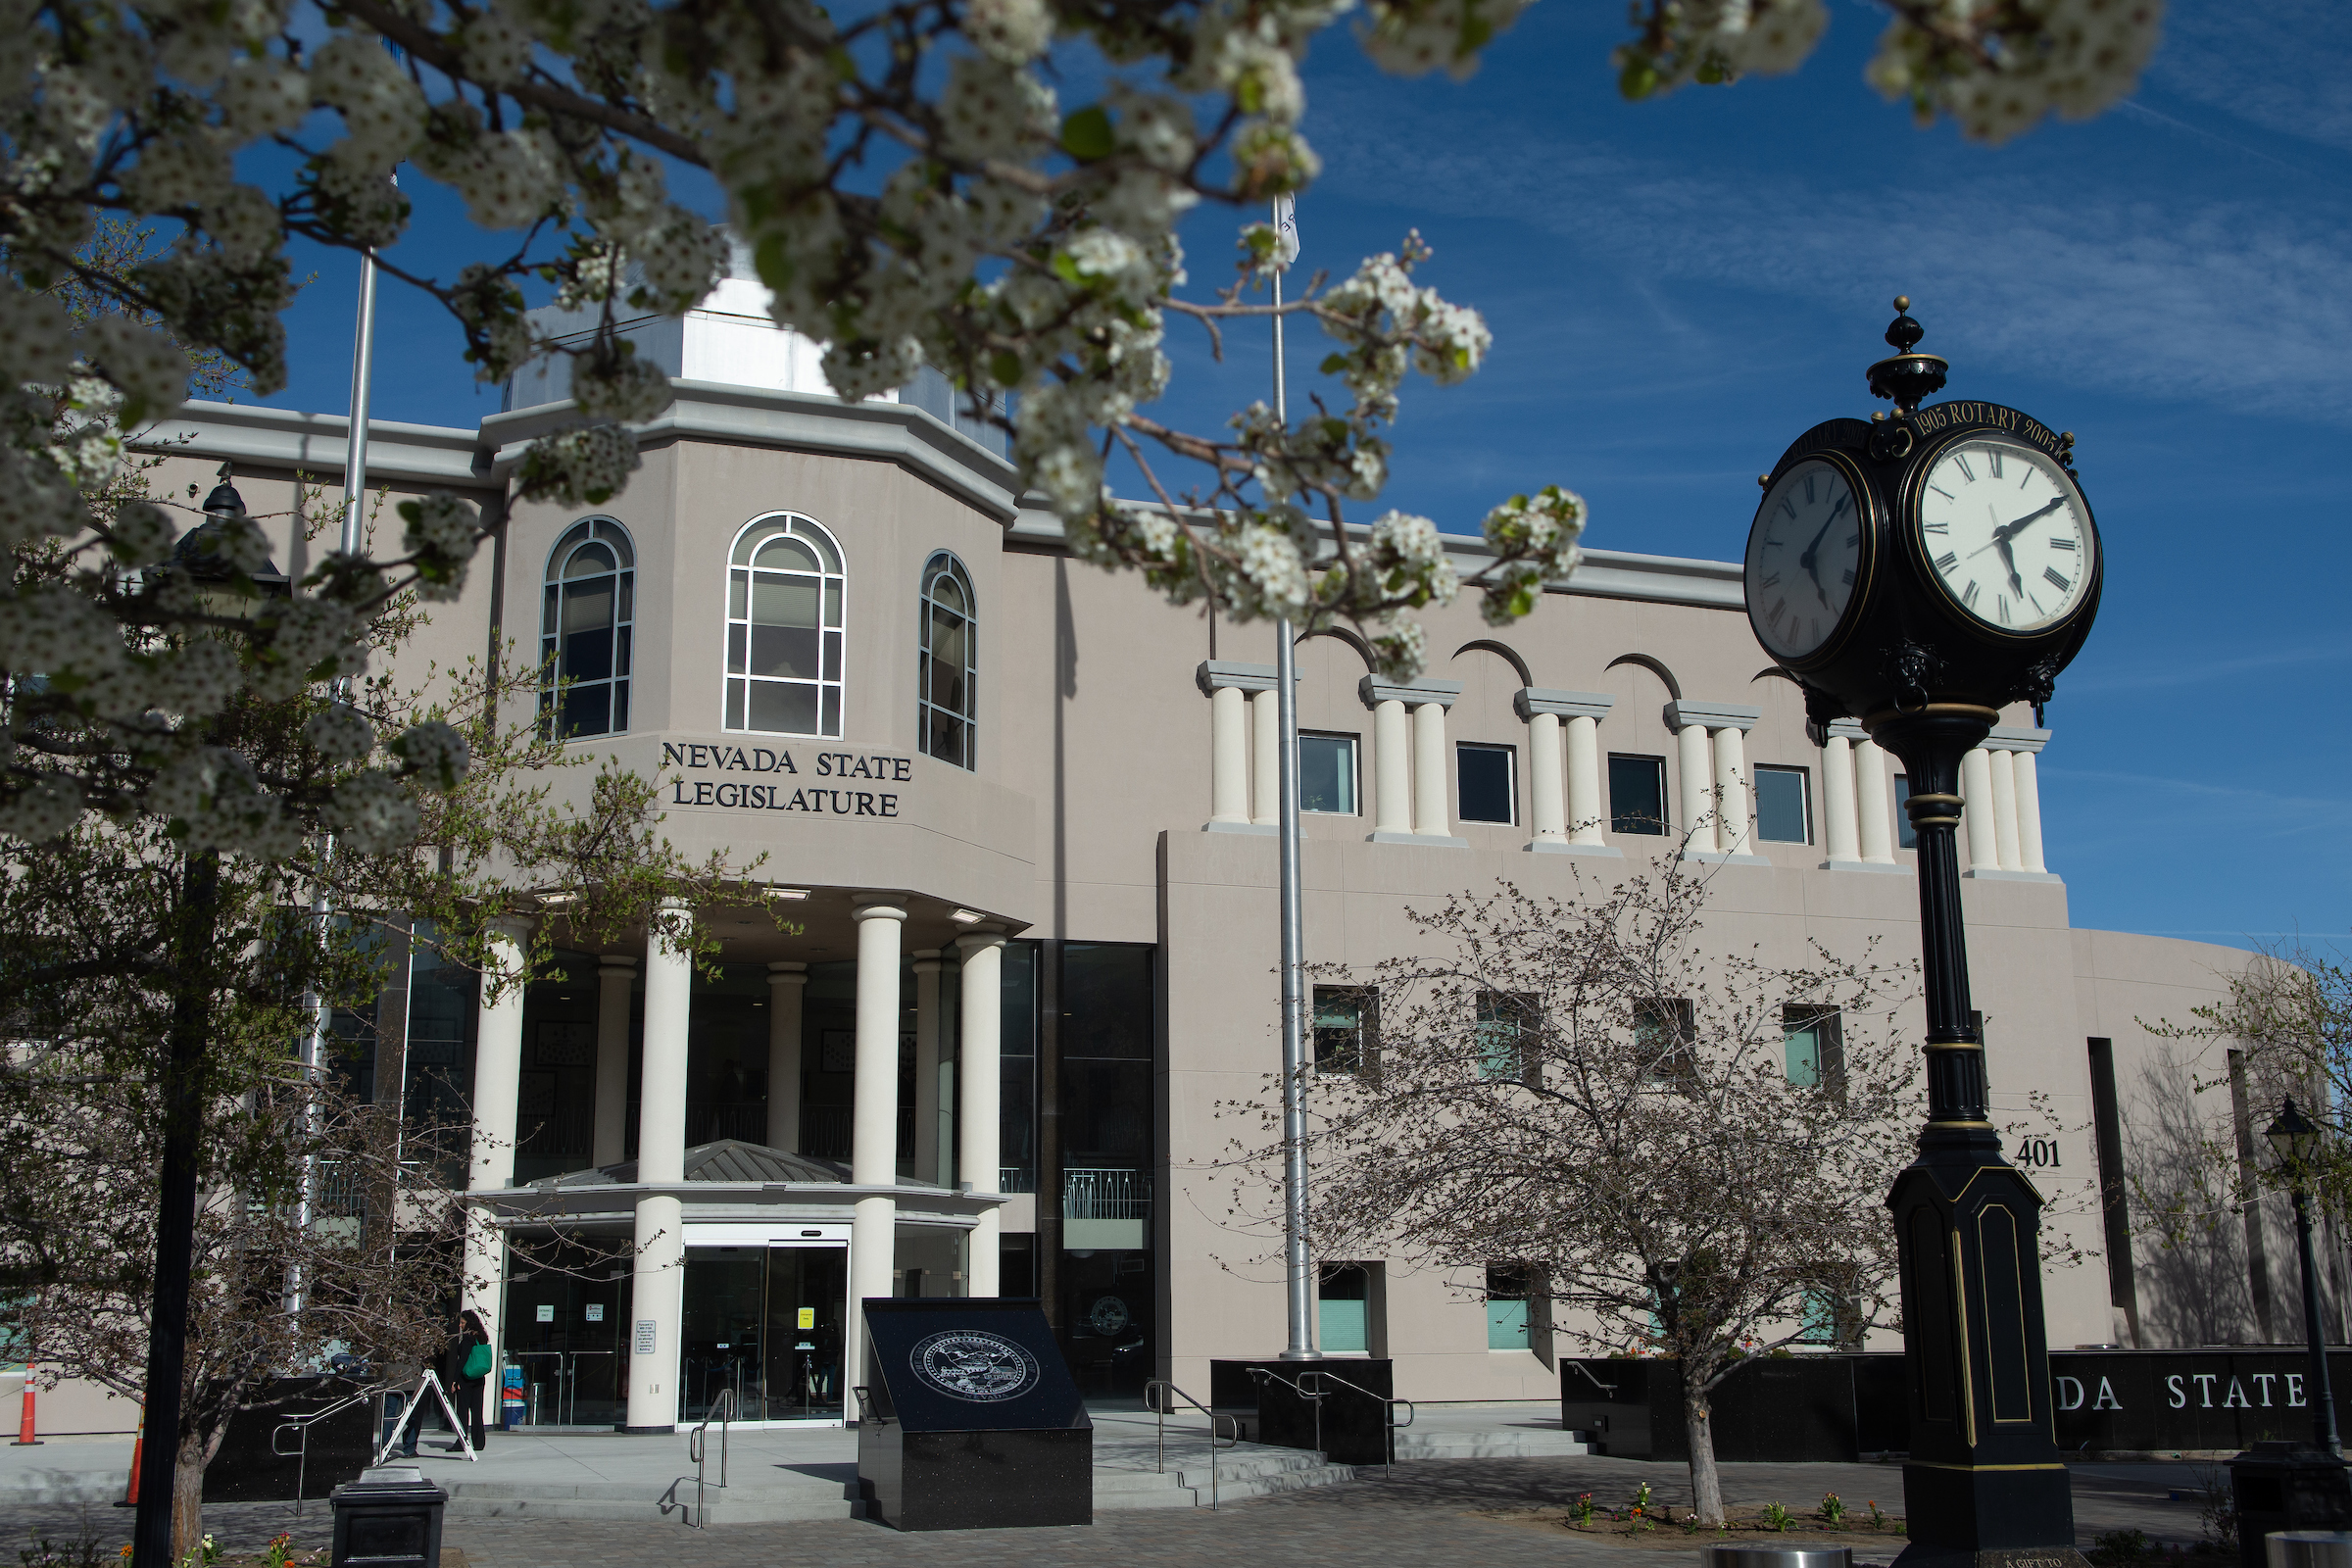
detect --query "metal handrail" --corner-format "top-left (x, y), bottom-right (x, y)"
top-left (1246, 1366), bottom-right (1330, 1464)
top-left (1564, 1360), bottom-right (1618, 1394)
top-left (1297, 1369), bottom-right (1414, 1480)
top-left (270, 1388), bottom-right (379, 1516)
top-left (1142, 1379), bottom-right (1240, 1510)
top-left (686, 1388), bottom-right (735, 1528)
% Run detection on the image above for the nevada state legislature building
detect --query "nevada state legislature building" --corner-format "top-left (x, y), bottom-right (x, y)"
top-left (74, 257), bottom-right (2312, 1438)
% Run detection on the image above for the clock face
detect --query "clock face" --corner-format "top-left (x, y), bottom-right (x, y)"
top-left (1915, 436), bottom-right (2095, 634)
top-left (1746, 458), bottom-right (1867, 662)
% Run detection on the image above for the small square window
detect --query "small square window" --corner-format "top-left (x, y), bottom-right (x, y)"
top-left (1755, 765), bottom-right (1812, 844)
top-left (1636, 998), bottom-right (1695, 1086)
top-left (1486, 1263), bottom-right (1536, 1350)
top-left (1893, 774), bottom-right (1918, 850)
top-left (1783, 1004), bottom-right (1843, 1089)
top-left (1299, 733), bottom-right (1358, 815)
top-left (1456, 743), bottom-right (1516, 825)
top-left (1476, 991), bottom-right (1537, 1084)
top-left (1608, 754), bottom-right (1668, 835)
top-left (1314, 986), bottom-right (1377, 1076)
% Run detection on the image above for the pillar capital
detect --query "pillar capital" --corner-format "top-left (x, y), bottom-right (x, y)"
top-left (598, 955), bottom-right (638, 980)
top-left (912, 949), bottom-right (945, 975)
top-left (486, 912), bottom-right (535, 944)
top-left (766, 959), bottom-right (808, 987)
top-left (1984, 724), bottom-right (2051, 755)
top-left (1514, 688), bottom-right (1614, 722)
top-left (1358, 674), bottom-right (1461, 710)
top-left (851, 894), bottom-right (908, 922)
top-left (1196, 659), bottom-right (1281, 696)
top-left (956, 928), bottom-right (1007, 956)
top-left (1664, 699), bottom-right (1759, 733)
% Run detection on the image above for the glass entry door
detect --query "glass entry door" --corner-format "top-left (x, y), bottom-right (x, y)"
top-left (763, 1246), bottom-right (848, 1420)
top-left (679, 1243), bottom-right (848, 1423)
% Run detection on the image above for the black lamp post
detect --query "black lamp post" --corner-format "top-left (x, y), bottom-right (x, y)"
top-left (2267, 1098), bottom-right (2340, 1457)
top-left (2222, 1098), bottom-right (2351, 1568)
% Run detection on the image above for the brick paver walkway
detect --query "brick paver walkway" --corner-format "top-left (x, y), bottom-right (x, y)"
top-left (1, 1455), bottom-right (2214, 1567)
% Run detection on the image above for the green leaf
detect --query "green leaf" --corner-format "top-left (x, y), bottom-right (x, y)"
top-left (1061, 106), bottom-right (1115, 161)
top-left (1619, 59), bottom-right (1658, 100)
top-left (991, 351), bottom-right (1025, 388)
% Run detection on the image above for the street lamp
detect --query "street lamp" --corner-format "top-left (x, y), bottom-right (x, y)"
top-left (2267, 1097), bottom-right (2340, 1457)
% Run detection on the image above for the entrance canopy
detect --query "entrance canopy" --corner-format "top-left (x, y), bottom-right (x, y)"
top-left (469, 1138), bottom-right (1002, 1231)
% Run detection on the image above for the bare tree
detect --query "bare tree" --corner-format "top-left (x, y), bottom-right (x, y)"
top-left (1235, 864), bottom-right (1919, 1524)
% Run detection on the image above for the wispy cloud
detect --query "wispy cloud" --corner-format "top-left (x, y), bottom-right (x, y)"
top-left (1306, 76), bottom-right (2352, 425)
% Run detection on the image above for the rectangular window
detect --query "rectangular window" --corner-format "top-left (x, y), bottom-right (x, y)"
top-left (1456, 743), bottom-right (1517, 825)
top-left (1486, 1262), bottom-right (1535, 1350)
top-left (1608, 754), bottom-right (1668, 835)
top-left (1475, 991), bottom-right (1537, 1084)
top-left (1782, 1004), bottom-right (1843, 1090)
top-left (1319, 1262), bottom-right (1372, 1353)
top-left (1314, 986), bottom-right (1377, 1077)
top-left (1636, 998), bottom-right (1695, 1086)
top-left (1893, 774), bottom-right (1918, 850)
top-left (1754, 765), bottom-right (1813, 844)
top-left (1298, 732), bottom-right (1358, 815)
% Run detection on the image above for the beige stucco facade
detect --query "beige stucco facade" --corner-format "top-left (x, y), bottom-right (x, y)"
top-left (23, 319), bottom-right (2277, 1439)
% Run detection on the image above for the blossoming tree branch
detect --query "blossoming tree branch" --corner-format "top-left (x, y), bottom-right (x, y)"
top-left (0, 0), bottom-right (2161, 846)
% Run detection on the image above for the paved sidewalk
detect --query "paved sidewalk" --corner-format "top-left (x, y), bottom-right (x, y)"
top-left (0, 1453), bottom-right (2218, 1568)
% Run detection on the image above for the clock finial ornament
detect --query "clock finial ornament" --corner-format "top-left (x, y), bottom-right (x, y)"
top-left (1867, 295), bottom-right (1948, 415)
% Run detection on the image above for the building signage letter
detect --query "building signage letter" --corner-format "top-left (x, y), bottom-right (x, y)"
top-left (2055, 1377), bottom-right (2083, 1411)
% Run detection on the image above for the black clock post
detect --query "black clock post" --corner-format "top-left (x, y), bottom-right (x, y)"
top-left (1744, 302), bottom-right (2105, 1568)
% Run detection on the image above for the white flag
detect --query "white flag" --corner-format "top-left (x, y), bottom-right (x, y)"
top-left (1271, 195), bottom-right (1299, 272)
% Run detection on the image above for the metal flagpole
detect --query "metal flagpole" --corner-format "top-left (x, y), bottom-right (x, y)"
top-left (291, 214), bottom-right (384, 1313)
top-left (1270, 195), bottom-right (1319, 1362)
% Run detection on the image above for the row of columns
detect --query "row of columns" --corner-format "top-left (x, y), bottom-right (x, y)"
top-left (1665, 700), bottom-right (1762, 860)
top-left (1820, 719), bottom-right (1900, 869)
top-left (462, 897), bottom-right (1009, 1433)
top-left (1817, 721), bottom-right (2050, 876)
top-left (1517, 689), bottom-right (1615, 855)
top-left (1361, 675), bottom-right (1464, 843)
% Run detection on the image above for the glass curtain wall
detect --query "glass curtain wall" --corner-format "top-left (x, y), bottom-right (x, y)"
top-left (676, 1245), bottom-right (849, 1423)
top-left (514, 952), bottom-right (599, 1182)
top-left (1056, 943), bottom-right (1154, 1397)
top-left (502, 1239), bottom-right (630, 1427)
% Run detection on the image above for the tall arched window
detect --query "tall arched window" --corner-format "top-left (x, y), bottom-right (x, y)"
top-left (918, 552), bottom-right (977, 768)
top-left (726, 513), bottom-right (846, 737)
top-left (541, 517), bottom-right (634, 739)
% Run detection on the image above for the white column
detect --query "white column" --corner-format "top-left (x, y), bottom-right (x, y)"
top-left (1526, 710), bottom-right (1565, 846)
top-left (957, 931), bottom-right (1005, 1298)
top-left (591, 956), bottom-right (634, 1168)
top-left (627, 900), bottom-right (692, 1432)
top-left (848, 896), bottom-right (906, 1394)
top-left (765, 961), bottom-right (807, 1152)
top-left (1411, 701), bottom-right (1449, 838)
top-left (1372, 698), bottom-right (1410, 835)
top-left (912, 951), bottom-right (943, 1183)
top-left (464, 916), bottom-right (531, 1391)
top-left (1677, 721), bottom-right (1716, 854)
top-left (1251, 686), bottom-right (1281, 828)
top-left (1854, 737), bottom-right (1895, 863)
top-left (1208, 684), bottom-right (1248, 826)
top-left (1822, 736), bottom-right (1859, 865)
top-left (1961, 747), bottom-right (1999, 873)
top-left (1990, 749), bottom-right (2023, 871)
top-left (1712, 726), bottom-right (1751, 858)
top-left (2014, 749), bottom-right (2046, 873)
top-left (1565, 714), bottom-right (1604, 845)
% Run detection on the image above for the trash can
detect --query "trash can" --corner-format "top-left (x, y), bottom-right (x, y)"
top-left (329, 1464), bottom-right (446, 1568)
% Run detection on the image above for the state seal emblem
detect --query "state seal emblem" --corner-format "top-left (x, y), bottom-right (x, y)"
top-left (908, 1329), bottom-right (1041, 1402)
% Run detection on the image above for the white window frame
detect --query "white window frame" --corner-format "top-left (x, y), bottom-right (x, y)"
top-left (724, 512), bottom-right (847, 738)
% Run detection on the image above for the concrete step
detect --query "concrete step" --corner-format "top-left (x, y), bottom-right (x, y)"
top-left (1395, 1431), bottom-right (1590, 1460)
top-left (0, 1480), bottom-right (127, 1506)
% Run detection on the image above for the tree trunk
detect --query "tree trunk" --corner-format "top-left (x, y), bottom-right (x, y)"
top-left (1686, 1380), bottom-right (1725, 1526)
top-left (171, 1427), bottom-right (207, 1565)
top-left (131, 850), bottom-right (218, 1568)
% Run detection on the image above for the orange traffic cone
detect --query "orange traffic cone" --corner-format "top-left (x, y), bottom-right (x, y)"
top-left (120, 1409), bottom-right (144, 1506)
top-left (10, 1364), bottom-right (38, 1446)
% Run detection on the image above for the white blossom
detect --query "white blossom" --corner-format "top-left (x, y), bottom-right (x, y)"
top-left (388, 719), bottom-right (469, 792)
top-left (321, 769), bottom-right (419, 855)
top-left (305, 702), bottom-right (376, 763)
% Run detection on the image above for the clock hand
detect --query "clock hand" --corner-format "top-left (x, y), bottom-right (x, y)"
top-left (1996, 534), bottom-right (2024, 603)
top-left (1995, 496), bottom-right (2065, 540)
top-left (1796, 494), bottom-right (1849, 606)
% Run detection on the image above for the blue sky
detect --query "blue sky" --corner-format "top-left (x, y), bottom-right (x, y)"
top-left (256, 0), bottom-right (2351, 954)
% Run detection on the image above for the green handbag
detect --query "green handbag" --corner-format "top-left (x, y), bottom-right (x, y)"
top-left (462, 1343), bottom-right (494, 1380)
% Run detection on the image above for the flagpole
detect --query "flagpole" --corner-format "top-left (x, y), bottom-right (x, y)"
top-left (1271, 197), bottom-right (1319, 1362)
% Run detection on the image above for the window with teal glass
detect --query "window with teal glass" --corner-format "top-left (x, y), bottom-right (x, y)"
top-left (1319, 1262), bottom-right (1370, 1352)
top-left (725, 513), bottom-right (846, 737)
top-left (1783, 1004), bottom-right (1843, 1089)
top-left (1487, 1262), bottom-right (1534, 1349)
top-left (1636, 998), bottom-right (1694, 1086)
top-left (540, 517), bottom-right (634, 739)
top-left (1314, 985), bottom-right (1376, 1076)
top-left (1476, 991), bottom-right (1536, 1083)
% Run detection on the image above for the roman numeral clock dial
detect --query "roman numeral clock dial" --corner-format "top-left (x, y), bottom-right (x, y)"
top-left (1744, 457), bottom-right (1872, 665)
top-left (1913, 435), bottom-right (2095, 634)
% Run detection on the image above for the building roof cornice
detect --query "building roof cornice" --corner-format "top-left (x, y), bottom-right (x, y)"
top-left (130, 400), bottom-right (496, 490)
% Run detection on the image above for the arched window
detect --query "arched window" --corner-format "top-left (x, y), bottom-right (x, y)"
top-left (726, 513), bottom-right (845, 737)
top-left (541, 517), bottom-right (634, 739)
top-left (918, 552), bottom-right (976, 768)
